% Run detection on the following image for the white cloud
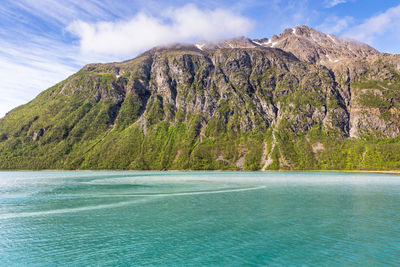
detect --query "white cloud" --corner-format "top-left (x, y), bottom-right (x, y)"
top-left (326, 0), bottom-right (347, 8)
top-left (317, 16), bottom-right (354, 34)
top-left (67, 4), bottom-right (253, 57)
top-left (343, 4), bottom-right (400, 44)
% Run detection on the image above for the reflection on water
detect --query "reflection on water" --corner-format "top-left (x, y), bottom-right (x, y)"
top-left (0, 171), bottom-right (400, 266)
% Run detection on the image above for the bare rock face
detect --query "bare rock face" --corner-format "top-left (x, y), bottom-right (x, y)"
top-left (257, 25), bottom-right (379, 65)
top-left (75, 32), bottom-right (395, 139)
top-left (195, 36), bottom-right (258, 50)
top-left (185, 28), bottom-right (399, 138)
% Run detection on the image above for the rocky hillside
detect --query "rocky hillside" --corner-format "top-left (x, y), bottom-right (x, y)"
top-left (1, 25), bottom-right (400, 170)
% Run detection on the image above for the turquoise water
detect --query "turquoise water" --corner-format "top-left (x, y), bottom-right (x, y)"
top-left (0, 171), bottom-right (400, 266)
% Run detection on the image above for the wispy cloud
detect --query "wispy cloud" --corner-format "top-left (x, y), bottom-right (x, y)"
top-left (12, 0), bottom-right (122, 25)
top-left (325, 0), bottom-right (347, 8)
top-left (343, 4), bottom-right (400, 44)
top-left (67, 4), bottom-right (253, 58)
top-left (317, 15), bottom-right (354, 34)
top-left (0, 37), bottom-right (79, 117)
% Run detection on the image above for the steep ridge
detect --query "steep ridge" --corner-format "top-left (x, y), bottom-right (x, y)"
top-left (1, 26), bottom-right (400, 170)
top-left (259, 25), bottom-right (378, 64)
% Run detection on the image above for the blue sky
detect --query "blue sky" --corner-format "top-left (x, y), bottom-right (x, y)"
top-left (1, 0), bottom-right (400, 117)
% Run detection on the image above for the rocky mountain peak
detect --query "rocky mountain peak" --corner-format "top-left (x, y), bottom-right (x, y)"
top-left (194, 36), bottom-right (258, 50)
top-left (261, 25), bottom-right (379, 65)
top-left (193, 25), bottom-right (379, 66)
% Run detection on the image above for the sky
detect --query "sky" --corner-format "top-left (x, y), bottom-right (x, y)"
top-left (1, 0), bottom-right (400, 117)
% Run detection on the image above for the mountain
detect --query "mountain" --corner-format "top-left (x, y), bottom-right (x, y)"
top-left (1, 25), bottom-right (400, 170)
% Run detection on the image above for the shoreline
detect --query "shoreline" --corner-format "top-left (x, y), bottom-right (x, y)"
top-left (0, 169), bottom-right (400, 175)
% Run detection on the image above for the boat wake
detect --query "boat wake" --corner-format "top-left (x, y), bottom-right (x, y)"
top-left (0, 186), bottom-right (265, 219)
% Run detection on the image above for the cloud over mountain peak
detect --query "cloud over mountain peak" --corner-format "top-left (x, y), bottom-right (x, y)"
top-left (68, 4), bottom-right (253, 57)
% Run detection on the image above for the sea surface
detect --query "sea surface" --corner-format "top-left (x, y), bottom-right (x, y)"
top-left (0, 171), bottom-right (399, 266)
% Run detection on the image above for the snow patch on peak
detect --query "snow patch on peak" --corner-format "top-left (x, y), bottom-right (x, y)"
top-left (325, 54), bottom-right (339, 63)
top-left (327, 34), bottom-right (337, 44)
top-left (310, 34), bottom-right (320, 44)
top-left (195, 43), bottom-right (205, 51)
top-left (252, 40), bottom-right (261, 46)
top-left (292, 28), bottom-right (298, 36)
top-left (325, 54), bottom-right (332, 62)
top-left (264, 38), bottom-right (278, 47)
